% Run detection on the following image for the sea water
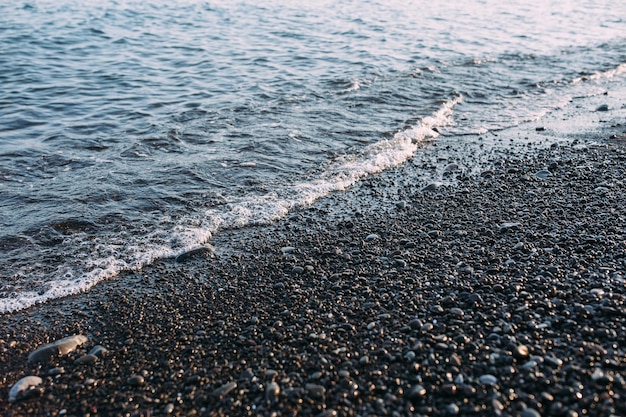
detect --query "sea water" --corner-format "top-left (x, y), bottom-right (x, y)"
top-left (1, 0), bottom-right (625, 312)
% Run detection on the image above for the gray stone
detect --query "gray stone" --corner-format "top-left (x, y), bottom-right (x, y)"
top-left (28, 335), bottom-right (88, 363)
top-left (478, 374), bottom-right (498, 385)
top-left (8, 376), bottom-right (42, 402)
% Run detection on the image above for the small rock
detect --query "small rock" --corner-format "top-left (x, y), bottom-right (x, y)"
top-left (514, 344), bottom-right (530, 359)
top-left (306, 383), bottom-right (326, 399)
top-left (596, 104), bottom-right (609, 112)
top-left (422, 181), bottom-right (443, 192)
top-left (75, 354), bottom-right (98, 365)
top-left (407, 384), bottom-right (427, 400)
top-left (281, 246), bottom-right (295, 254)
top-left (535, 126), bottom-right (546, 131)
top-left (9, 376), bottom-right (43, 402)
top-left (164, 403), bottom-right (175, 414)
top-left (266, 381), bottom-right (280, 400)
top-left (212, 381), bottom-right (237, 398)
top-left (446, 403), bottom-right (460, 415)
top-left (28, 335), bottom-right (89, 363)
top-left (365, 233), bottom-right (379, 242)
top-left (127, 375), bottom-right (145, 387)
top-left (48, 367), bottom-right (65, 376)
top-left (499, 222), bottom-right (521, 233)
top-left (89, 345), bottom-right (109, 357)
top-left (478, 374), bottom-right (498, 385)
top-left (535, 170), bottom-right (551, 180)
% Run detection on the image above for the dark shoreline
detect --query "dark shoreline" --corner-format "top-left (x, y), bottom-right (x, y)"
top-left (2, 111), bottom-right (626, 416)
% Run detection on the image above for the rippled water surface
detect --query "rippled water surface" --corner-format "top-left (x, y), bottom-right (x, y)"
top-left (1, 0), bottom-right (625, 312)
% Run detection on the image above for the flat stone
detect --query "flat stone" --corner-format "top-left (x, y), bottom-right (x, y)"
top-left (8, 376), bottom-right (42, 402)
top-left (28, 335), bottom-right (89, 363)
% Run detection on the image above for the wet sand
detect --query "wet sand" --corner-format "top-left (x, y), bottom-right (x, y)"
top-left (1, 98), bottom-right (626, 416)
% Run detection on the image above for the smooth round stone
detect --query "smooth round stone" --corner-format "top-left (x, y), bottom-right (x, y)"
top-left (478, 374), bottom-right (498, 385)
top-left (164, 403), bottom-right (175, 414)
top-left (596, 104), bottom-right (609, 112)
top-left (515, 344), bottom-right (530, 359)
top-left (422, 181), bottom-right (443, 192)
top-left (89, 345), bottom-right (109, 357)
top-left (127, 375), bottom-right (145, 387)
top-left (8, 376), bottom-right (43, 402)
top-left (292, 266), bottom-right (304, 274)
top-left (446, 403), bottom-right (460, 415)
top-left (280, 246), bottom-right (295, 254)
top-left (75, 354), bottom-right (98, 365)
top-left (48, 367), bottom-right (65, 375)
top-left (408, 318), bottom-right (423, 329)
top-left (305, 383), bottom-right (326, 399)
top-left (407, 384), bottom-right (427, 400)
top-left (535, 170), bottom-right (551, 180)
top-left (365, 233), bottom-right (379, 242)
top-left (449, 307), bottom-right (464, 317)
top-left (266, 381), bottom-right (280, 398)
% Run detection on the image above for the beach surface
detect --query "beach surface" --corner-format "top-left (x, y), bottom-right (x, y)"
top-left (1, 95), bottom-right (626, 417)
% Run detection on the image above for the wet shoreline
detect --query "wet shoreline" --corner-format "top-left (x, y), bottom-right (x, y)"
top-left (1, 100), bottom-right (626, 416)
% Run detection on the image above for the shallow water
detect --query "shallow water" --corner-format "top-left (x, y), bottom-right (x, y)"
top-left (1, 0), bottom-right (625, 312)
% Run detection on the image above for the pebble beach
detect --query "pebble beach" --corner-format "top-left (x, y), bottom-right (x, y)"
top-left (2, 101), bottom-right (626, 417)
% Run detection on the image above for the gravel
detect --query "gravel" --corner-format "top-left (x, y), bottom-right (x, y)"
top-left (1, 117), bottom-right (626, 416)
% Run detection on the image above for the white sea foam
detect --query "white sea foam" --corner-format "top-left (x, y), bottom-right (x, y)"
top-left (0, 97), bottom-right (461, 314)
top-left (572, 63), bottom-right (626, 84)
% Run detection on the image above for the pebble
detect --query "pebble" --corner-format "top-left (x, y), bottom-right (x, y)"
top-left (407, 384), bottom-right (427, 400)
top-left (499, 222), bottom-right (521, 232)
top-left (305, 383), bottom-right (326, 399)
top-left (446, 403), bottom-right (460, 415)
top-left (365, 233), bottom-right (379, 242)
top-left (515, 344), bottom-right (530, 359)
top-left (127, 375), bottom-right (145, 387)
top-left (422, 181), bottom-right (443, 192)
top-left (8, 376), bottom-right (43, 402)
top-left (266, 381), bottom-right (280, 400)
top-left (75, 354), bottom-right (98, 365)
top-left (596, 104), bottom-right (609, 112)
top-left (28, 334), bottom-right (89, 363)
top-left (280, 246), bottom-right (295, 254)
top-left (535, 170), bottom-right (551, 179)
top-left (88, 345), bottom-right (109, 357)
top-left (48, 367), bottom-right (65, 376)
top-left (212, 381), bottom-right (237, 398)
top-left (164, 403), bottom-right (175, 414)
top-left (478, 374), bottom-right (498, 385)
